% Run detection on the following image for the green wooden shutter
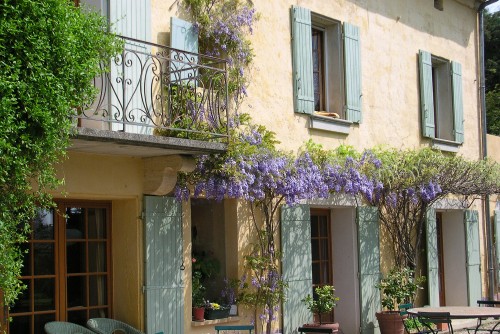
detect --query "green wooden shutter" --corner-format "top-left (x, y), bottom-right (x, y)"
top-left (451, 61), bottom-right (464, 143)
top-left (357, 206), bottom-right (380, 334)
top-left (170, 17), bottom-right (199, 83)
top-left (144, 196), bottom-right (184, 334)
top-left (465, 210), bottom-right (482, 305)
top-left (281, 204), bottom-right (312, 334)
top-left (344, 23), bottom-right (362, 123)
top-left (109, 0), bottom-right (151, 134)
top-left (495, 210), bottom-right (500, 282)
top-left (419, 50), bottom-right (435, 138)
top-left (426, 208), bottom-right (439, 307)
top-left (291, 6), bottom-right (314, 114)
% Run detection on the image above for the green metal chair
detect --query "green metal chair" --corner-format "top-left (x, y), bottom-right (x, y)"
top-left (398, 303), bottom-right (433, 334)
top-left (417, 311), bottom-right (454, 334)
top-left (87, 318), bottom-right (144, 334)
top-left (215, 324), bottom-right (254, 333)
top-left (45, 321), bottom-right (96, 334)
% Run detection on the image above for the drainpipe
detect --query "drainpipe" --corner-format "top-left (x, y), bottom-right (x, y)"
top-left (478, 0), bottom-right (498, 301)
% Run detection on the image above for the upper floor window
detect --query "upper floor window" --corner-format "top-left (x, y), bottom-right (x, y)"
top-left (291, 6), bottom-right (362, 125)
top-left (419, 50), bottom-right (464, 145)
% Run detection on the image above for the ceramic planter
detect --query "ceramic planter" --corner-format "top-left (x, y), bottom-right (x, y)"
top-left (192, 307), bottom-right (205, 321)
top-left (376, 311), bottom-right (407, 334)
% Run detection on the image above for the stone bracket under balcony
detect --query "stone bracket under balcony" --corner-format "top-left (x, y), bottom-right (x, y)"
top-left (70, 127), bottom-right (226, 158)
top-left (143, 155), bottom-right (195, 195)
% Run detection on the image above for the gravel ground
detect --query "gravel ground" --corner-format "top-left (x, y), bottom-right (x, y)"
top-left (453, 319), bottom-right (499, 333)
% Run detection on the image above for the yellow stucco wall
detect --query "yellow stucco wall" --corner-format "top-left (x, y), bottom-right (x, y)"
top-left (54, 152), bottom-right (145, 329)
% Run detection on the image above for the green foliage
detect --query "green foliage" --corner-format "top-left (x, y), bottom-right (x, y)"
top-left (192, 271), bottom-right (206, 307)
top-left (302, 285), bottom-right (339, 324)
top-left (376, 268), bottom-right (425, 312)
top-left (0, 0), bottom-right (121, 316)
top-left (485, 10), bottom-right (500, 94)
top-left (363, 146), bottom-right (500, 269)
top-left (485, 10), bottom-right (500, 134)
top-left (238, 244), bottom-right (288, 327)
top-left (487, 86), bottom-right (500, 135)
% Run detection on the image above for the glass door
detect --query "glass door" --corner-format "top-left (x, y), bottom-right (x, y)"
top-left (8, 201), bottom-right (111, 334)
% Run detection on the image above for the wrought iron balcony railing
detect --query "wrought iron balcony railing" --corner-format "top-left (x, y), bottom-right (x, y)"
top-left (77, 36), bottom-right (229, 141)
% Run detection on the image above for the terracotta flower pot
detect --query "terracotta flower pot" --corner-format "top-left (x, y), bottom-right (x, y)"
top-left (376, 311), bottom-right (407, 334)
top-left (192, 307), bottom-right (205, 321)
top-left (301, 322), bottom-right (340, 333)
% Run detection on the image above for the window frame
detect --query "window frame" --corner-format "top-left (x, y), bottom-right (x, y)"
top-left (291, 6), bottom-right (362, 134)
top-left (419, 49), bottom-right (464, 149)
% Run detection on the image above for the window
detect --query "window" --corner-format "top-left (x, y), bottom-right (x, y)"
top-left (419, 50), bottom-right (464, 145)
top-left (8, 201), bottom-right (112, 334)
top-left (291, 6), bottom-right (362, 125)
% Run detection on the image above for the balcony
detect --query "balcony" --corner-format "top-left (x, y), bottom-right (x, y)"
top-left (70, 36), bottom-right (229, 157)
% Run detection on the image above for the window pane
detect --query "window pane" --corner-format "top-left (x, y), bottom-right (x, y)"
top-left (310, 217), bottom-right (318, 237)
top-left (34, 243), bottom-right (54, 275)
top-left (89, 275), bottom-right (108, 306)
top-left (89, 308), bottom-right (108, 318)
top-left (33, 209), bottom-right (54, 240)
top-left (67, 276), bottom-right (87, 308)
top-left (34, 278), bottom-right (55, 311)
top-left (67, 241), bottom-right (86, 273)
top-left (312, 239), bottom-right (319, 260)
top-left (66, 207), bottom-right (85, 239)
top-left (321, 239), bottom-right (329, 259)
top-left (88, 208), bottom-right (107, 239)
top-left (319, 217), bottom-right (328, 236)
top-left (67, 310), bottom-right (87, 327)
top-left (9, 315), bottom-right (31, 334)
top-left (34, 313), bottom-right (55, 334)
top-left (321, 261), bottom-right (330, 284)
top-left (312, 262), bottom-right (320, 285)
top-left (89, 242), bottom-right (107, 272)
top-left (10, 279), bottom-right (30, 313)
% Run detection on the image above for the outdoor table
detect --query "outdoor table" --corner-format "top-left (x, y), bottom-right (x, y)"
top-left (408, 307), bottom-right (500, 333)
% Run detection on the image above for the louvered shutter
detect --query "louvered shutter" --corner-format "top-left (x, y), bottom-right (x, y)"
top-left (451, 61), bottom-right (464, 143)
top-left (281, 204), bottom-right (312, 334)
top-left (357, 206), bottom-right (380, 334)
top-left (170, 17), bottom-right (199, 83)
top-left (495, 210), bottom-right (500, 282)
top-left (419, 50), bottom-right (436, 138)
top-left (465, 210), bottom-right (481, 306)
top-left (426, 208), bottom-right (439, 306)
top-left (344, 23), bottom-right (362, 123)
top-left (291, 6), bottom-right (314, 114)
top-left (109, 0), bottom-right (151, 134)
top-left (144, 196), bottom-right (184, 334)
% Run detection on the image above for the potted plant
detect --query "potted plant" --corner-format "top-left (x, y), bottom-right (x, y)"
top-left (204, 302), bottom-right (230, 320)
top-left (192, 271), bottom-right (206, 321)
top-left (221, 277), bottom-right (240, 316)
top-left (301, 285), bottom-right (340, 331)
top-left (375, 267), bottom-right (425, 334)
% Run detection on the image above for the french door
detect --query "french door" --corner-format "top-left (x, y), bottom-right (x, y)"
top-left (8, 201), bottom-right (112, 334)
top-left (310, 209), bottom-right (334, 323)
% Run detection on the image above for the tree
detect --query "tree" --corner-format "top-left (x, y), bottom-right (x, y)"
top-left (360, 147), bottom-right (500, 271)
top-left (485, 10), bottom-right (500, 134)
top-left (485, 10), bottom-right (500, 94)
top-left (0, 0), bottom-right (121, 317)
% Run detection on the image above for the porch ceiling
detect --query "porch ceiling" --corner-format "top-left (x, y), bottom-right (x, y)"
top-left (69, 127), bottom-right (227, 158)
